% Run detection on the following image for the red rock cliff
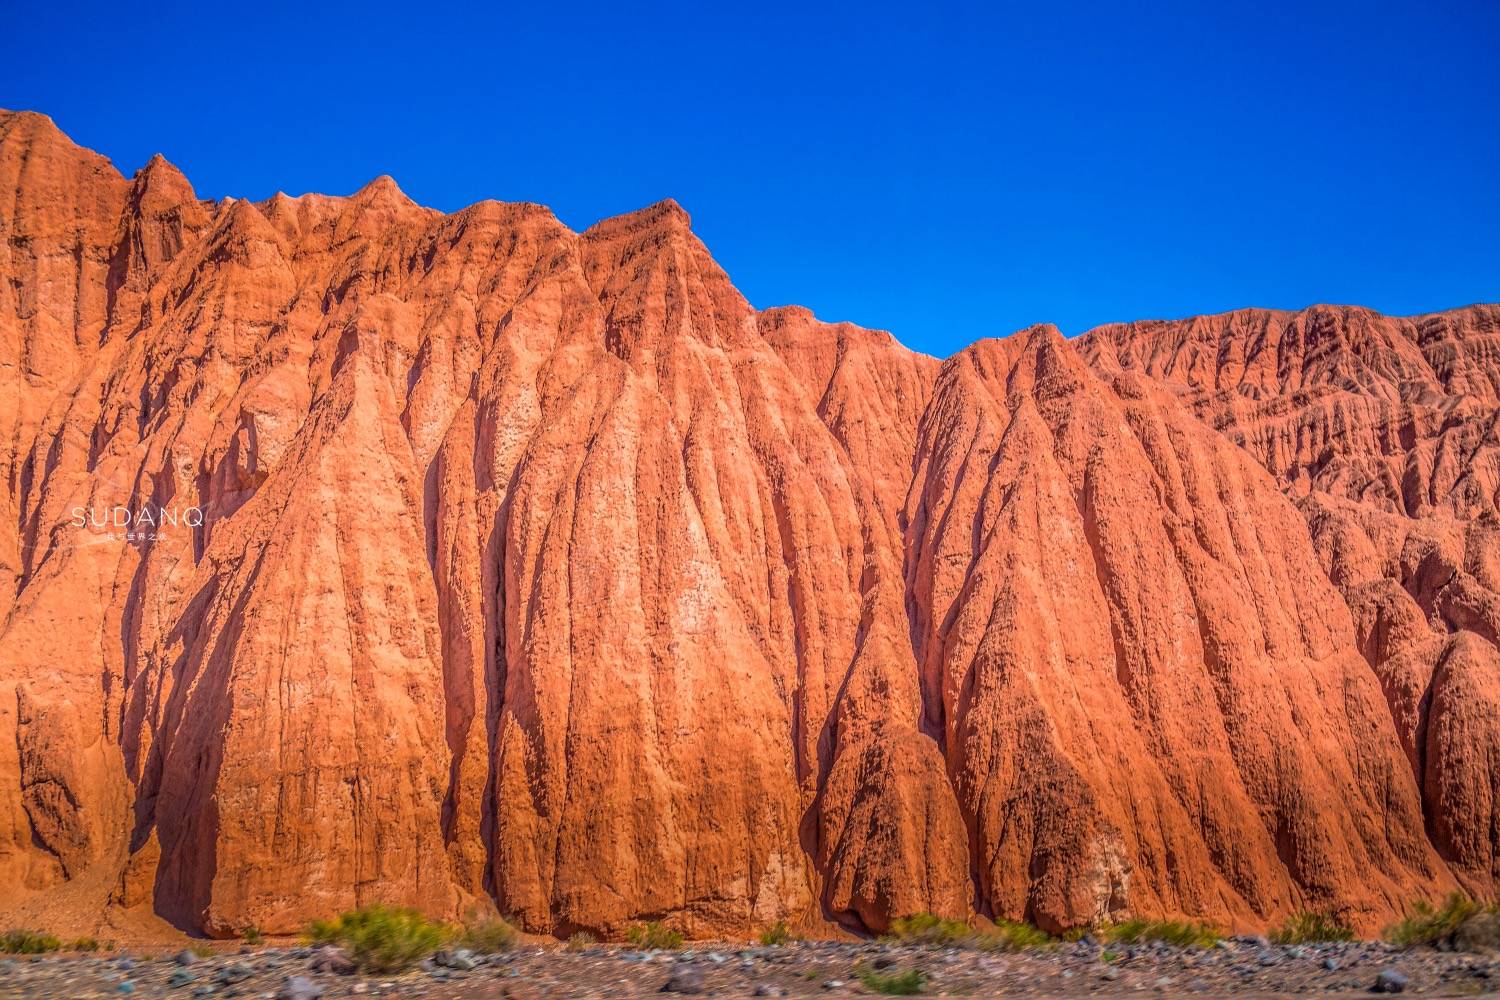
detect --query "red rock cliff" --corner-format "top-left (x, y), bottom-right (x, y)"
top-left (0, 110), bottom-right (1494, 939)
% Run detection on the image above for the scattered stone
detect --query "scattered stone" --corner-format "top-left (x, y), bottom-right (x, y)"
top-left (215, 961), bottom-right (255, 985)
top-left (0, 938), bottom-right (1490, 999)
top-left (275, 975), bottom-right (325, 1000)
top-left (174, 949), bottom-right (200, 966)
top-left (116, 981), bottom-right (136, 994)
top-left (661, 963), bottom-right (706, 993)
top-left (307, 945), bottom-right (355, 975)
top-left (1373, 968), bottom-right (1410, 993)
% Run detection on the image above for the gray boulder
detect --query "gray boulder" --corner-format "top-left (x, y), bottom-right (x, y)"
top-left (662, 963), bottom-right (706, 993)
top-left (214, 962), bottom-right (254, 985)
top-left (307, 946), bottom-right (355, 975)
top-left (275, 976), bottom-right (325, 1000)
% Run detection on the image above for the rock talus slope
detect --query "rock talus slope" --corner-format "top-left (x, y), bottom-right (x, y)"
top-left (0, 110), bottom-right (1495, 939)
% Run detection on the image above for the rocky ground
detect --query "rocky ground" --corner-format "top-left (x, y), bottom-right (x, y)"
top-left (0, 937), bottom-right (1496, 999)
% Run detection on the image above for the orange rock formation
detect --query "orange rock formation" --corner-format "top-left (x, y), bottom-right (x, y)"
top-left (0, 110), bottom-right (1494, 939)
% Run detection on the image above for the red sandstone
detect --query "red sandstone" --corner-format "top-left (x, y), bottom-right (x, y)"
top-left (0, 110), bottom-right (1494, 941)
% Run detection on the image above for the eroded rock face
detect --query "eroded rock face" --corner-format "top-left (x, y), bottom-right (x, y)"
top-left (1082, 308), bottom-right (1500, 902)
top-left (0, 110), bottom-right (1494, 939)
top-left (907, 328), bottom-right (1450, 931)
top-left (1079, 304), bottom-right (1500, 519)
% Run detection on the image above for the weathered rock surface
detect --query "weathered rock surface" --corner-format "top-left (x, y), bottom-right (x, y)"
top-left (0, 109), bottom-right (1495, 941)
top-left (1082, 307), bottom-right (1500, 902)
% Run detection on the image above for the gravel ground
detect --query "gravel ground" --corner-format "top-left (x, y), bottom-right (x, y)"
top-left (0, 937), bottom-right (1495, 999)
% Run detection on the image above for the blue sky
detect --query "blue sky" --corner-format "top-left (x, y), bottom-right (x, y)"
top-left (4, 0), bottom-right (1496, 357)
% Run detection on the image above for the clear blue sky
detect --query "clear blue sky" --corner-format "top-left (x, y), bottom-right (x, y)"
top-left (4, 1), bottom-right (1496, 357)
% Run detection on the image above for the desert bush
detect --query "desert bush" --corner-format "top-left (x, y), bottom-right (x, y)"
top-left (887, 912), bottom-right (1052, 951)
top-left (885, 912), bottom-right (971, 946)
top-left (457, 915), bottom-right (517, 953)
top-left (625, 920), bottom-right (682, 950)
top-left (307, 904), bottom-right (450, 972)
top-left (857, 967), bottom-right (927, 994)
top-left (565, 930), bottom-right (597, 951)
top-left (1098, 918), bottom-right (1220, 948)
top-left (973, 919), bottom-right (1053, 951)
top-left (759, 920), bottom-right (795, 946)
top-left (0, 929), bottom-right (61, 954)
top-left (1387, 893), bottom-right (1481, 948)
top-left (1270, 912), bottom-right (1354, 944)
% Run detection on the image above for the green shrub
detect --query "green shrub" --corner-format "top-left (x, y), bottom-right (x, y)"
top-left (625, 921), bottom-right (682, 950)
top-left (1098, 918), bottom-right (1220, 948)
top-left (857, 967), bottom-right (927, 995)
top-left (65, 937), bottom-right (101, 952)
top-left (1387, 893), bottom-right (1480, 948)
top-left (886, 912), bottom-right (971, 946)
top-left (0, 929), bottom-right (62, 954)
top-left (887, 912), bottom-right (1052, 951)
top-left (759, 920), bottom-right (794, 946)
top-left (240, 925), bottom-right (263, 945)
top-left (565, 930), bottom-right (597, 952)
top-left (1270, 912), bottom-right (1355, 944)
top-left (307, 904), bottom-right (450, 972)
top-left (457, 915), bottom-right (517, 953)
top-left (973, 919), bottom-right (1053, 951)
